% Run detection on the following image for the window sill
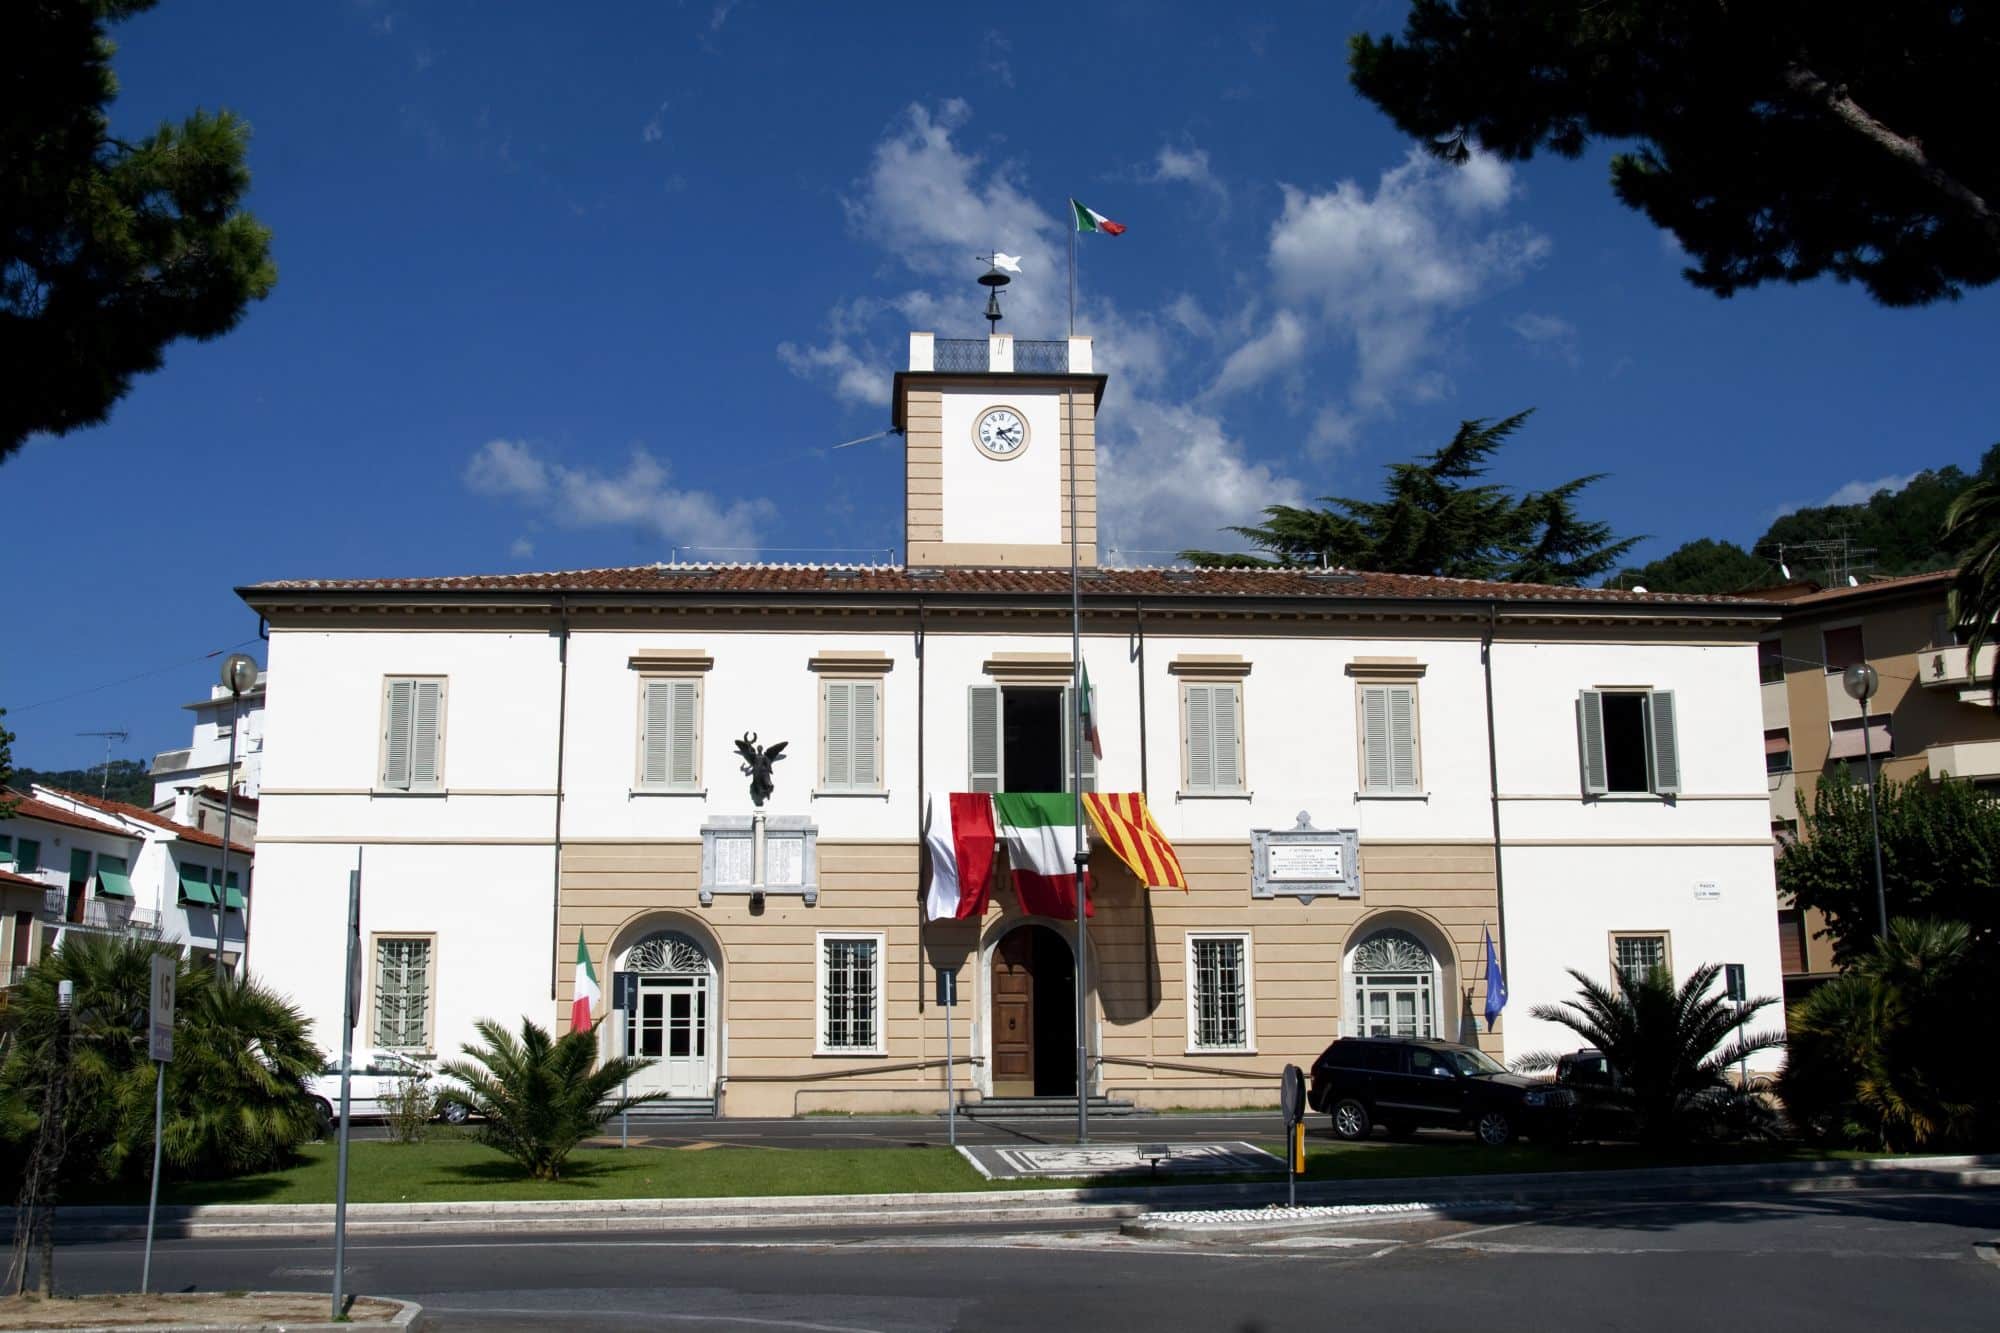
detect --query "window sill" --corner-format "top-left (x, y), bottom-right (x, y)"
top-left (1177, 790), bottom-right (1252, 801)
top-left (1356, 791), bottom-right (1429, 801)
top-left (1586, 792), bottom-right (1675, 803)
top-left (371, 787), bottom-right (447, 798)
top-left (812, 1047), bottom-right (887, 1058)
top-left (1185, 1046), bottom-right (1258, 1058)
top-left (630, 787), bottom-right (707, 798)
top-left (813, 789), bottom-right (891, 800)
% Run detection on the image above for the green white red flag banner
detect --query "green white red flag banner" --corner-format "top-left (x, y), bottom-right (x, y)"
top-left (993, 791), bottom-right (1093, 918)
top-left (570, 928), bottom-right (599, 1033)
top-left (1070, 199), bottom-right (1126, 235)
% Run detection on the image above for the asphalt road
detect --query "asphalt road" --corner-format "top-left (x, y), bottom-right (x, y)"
top-left (342, 1110), bottom-right (1297, 1149)
top-left (48, 1188), bottom-right (2000, 1331)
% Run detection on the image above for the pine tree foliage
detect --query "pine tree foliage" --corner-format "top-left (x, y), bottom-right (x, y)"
top-left (1349, 2), bottom-right (2000, 308)
top-left (1183, 411), bottom-right (1638, 585)
top-left (2, 0), bottom-right (277, 458)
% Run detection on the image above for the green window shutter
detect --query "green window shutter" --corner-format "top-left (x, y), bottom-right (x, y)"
top-left (1648, 690), bottom-right (1682, 795)
top-left (96, 856), bottom-right (134, 898)
top-left (852, 680), bottom-right (880, 789)
top-left (1361, 686), bottom-right (1392, 792)
top-left (410, 680), bottom-right (443, 788)
top-left (1186, 684), bottom-right (1215, 791)
top-left (16, 839), bottom-right (39, 874)
top-left (1577, 690), bottom-right (1609, 796)
top-left (1388, 685), bottom-right (1419, 792)
top-left (823, 680), bottom-right (853, 789)
top-left (967, 685), bottom-right (1001, 792)
top-left (382, 679), bottom-right (414, 789)
top-left (69, 849), bottom-right (92, 885)
top-left (669, 680), bottom-right (700, 788)
top-left (224, 871), bottom-right (245, 910)
top-left (178, 862), bottom-right (218, 905)
top-left (642, 680), bottom-right (673, 786)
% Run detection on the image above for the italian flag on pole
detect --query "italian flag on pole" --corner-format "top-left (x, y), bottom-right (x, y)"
top-left (994, 791), bottom-right (1093, 919)
top-left (1071, 198), bottom-right (1126, 235)
top-left (570, 928), bottom-right (599, 1033)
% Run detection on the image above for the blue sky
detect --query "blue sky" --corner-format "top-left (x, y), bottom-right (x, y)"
top-left (7, 1), bottom-right (1996, 772)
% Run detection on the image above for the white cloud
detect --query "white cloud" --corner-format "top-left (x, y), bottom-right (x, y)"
top-left (783, 100), bottom-right (1299, 556)
top-left (641, 102), bottom-right (668, 144)
top-left (508, 536), bottom-right (536, 559)
top-left (1147, 144), bottom-right (1228, 212)
top-left (979, 29), bottom-right (1015, 89)
top-left (465, 439), bottom-right (776, 553)
top-left (1209, 310), bottom-right (1307, 397)
top-left (1508, 311), bottom-right (1581, 368)
top-left (1820, 472), bottom-right (1921, 508)
top-left (709, 0), bottom-right (736, 32)
top-left (1261, 148), bottom-right (1548, 416)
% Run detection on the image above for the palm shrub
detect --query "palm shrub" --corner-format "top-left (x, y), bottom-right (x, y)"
top-left (439, 1017), bottom-right (666, 1181)
top-left (0, 934), bottom-right (323, 1183)
top-left (1522, 962), bottom-right (1785, 1147)
top-left (1780, 918), bottom-right (1997, 1150)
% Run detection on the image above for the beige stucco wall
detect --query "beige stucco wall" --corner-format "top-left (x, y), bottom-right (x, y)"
top-left (555, 836), bottom-right (1497, 1116)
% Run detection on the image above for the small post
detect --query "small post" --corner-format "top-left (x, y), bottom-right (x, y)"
top-left (140, 952), bottom-right (176, 1293)
top-left (1281, 1064), bottom-right (1306, 1210)
top-left (621, 1075), bottom-right (630, 1151)
top-left (332, 853), bottom-right (361, 1322)
top-left (938, 967), bottom-right (959, 1148)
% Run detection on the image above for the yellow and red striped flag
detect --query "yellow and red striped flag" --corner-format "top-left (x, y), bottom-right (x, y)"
top-left (1082, 792), bottom-right (1186, 891)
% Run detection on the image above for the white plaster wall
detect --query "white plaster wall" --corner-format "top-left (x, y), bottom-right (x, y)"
top-left (248, 840), bottom-right (554, 1058)
top-left (939, 388), bottom-right (1064, 545)
top-left (1498, 843), bottom-right (1786, 1072)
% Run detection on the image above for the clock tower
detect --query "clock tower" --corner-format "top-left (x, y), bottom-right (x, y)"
top-left (890, 330), bottom-right (1104, 568)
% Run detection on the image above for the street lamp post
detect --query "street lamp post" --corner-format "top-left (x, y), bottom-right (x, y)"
top-left (1841, 663), bottom-right (1891, 941)
top-left (215, 654), bottom-right (259, 984)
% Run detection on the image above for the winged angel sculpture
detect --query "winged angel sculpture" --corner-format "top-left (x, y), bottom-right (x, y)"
top-left (735, 732), bottom-right (787, 807)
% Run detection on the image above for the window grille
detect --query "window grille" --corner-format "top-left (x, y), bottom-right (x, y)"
top-left (374, 937), bottom-right (432, 1049)
top-left (1190, 936), bottom-right (1248, 1049)
top-left (1614, 934), bottom-right (1668, 978)
top-left (821, 937), bottom-right (878, 1050)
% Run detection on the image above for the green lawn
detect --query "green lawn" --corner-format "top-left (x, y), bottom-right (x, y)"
top-left (58, 1135), bottom-right (1874, 1208)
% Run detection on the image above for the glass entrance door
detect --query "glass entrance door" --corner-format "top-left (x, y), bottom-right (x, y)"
top-left (628, 975), bottom-right (709, 1097)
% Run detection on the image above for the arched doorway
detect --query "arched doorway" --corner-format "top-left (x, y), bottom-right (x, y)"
top-left (620, 929), bottom-right (716, 1098)
top-left (990, 924), bottom-right (1076, 1098)
top-left (1346, 928), bottom-right (1441, 1039)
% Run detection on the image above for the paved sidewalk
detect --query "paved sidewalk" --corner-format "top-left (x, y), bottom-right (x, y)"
top-left (21, 1154), bottom-right (1997, 1243)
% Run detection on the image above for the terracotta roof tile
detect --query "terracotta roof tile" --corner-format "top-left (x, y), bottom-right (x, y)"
top-left (1745, 568), bottom-right (1957, 609)
top-left (4, 791), bottom-right (138, 839)
top-left (242, 562), bottom-right (1772, 610)
top-left (37, 787), bottom-right (252, 854)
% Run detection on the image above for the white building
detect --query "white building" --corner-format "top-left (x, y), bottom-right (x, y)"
top-left (241, 329), bottom-right (1784, 1116)
top-left (151, 671), bottom-right (268, 805)
top-left (1, 786), bottom-right (252, 980)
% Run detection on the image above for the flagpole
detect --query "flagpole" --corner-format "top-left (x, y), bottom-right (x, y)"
top-left (1068, 213), bottom-right (1089, 1144)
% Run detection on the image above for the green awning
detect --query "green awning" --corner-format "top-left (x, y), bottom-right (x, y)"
top-left (178, 863), bottom-right (218, 905)
top-left (97, 857), bottom-right (134, 898)
top-left (224, 871), bottom-right (245, 910)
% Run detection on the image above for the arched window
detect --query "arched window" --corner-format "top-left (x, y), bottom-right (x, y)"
top-left (626, 931), bottom-right (711, 975)
top-left (1349, 929), bottom-right (1438, 1039)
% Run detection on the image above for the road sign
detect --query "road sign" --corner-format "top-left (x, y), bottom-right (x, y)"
top-left (148, 955), bottom-right (176, 1062)
top-left (613, 970), bottom-right (639, 1012)
top-left (936, 966), bottom-right (959, 1008)
top-left (1724, 963), bottom-right (1747, 1002)
top-left (1280, 1063), bottom-right (1305, 1124)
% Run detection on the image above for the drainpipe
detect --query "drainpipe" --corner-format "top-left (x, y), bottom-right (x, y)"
top-left (1134, 603), bottom-right (1149, 801)
top-left (1481, 604), bottom-right (1511, 1003)
top-left (916, 598), bottom-right (927, 1016)
top-left (548, 596), bottom-right (571, 1001)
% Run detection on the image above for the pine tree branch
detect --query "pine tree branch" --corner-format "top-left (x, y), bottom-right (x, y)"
top-left (1784, 63), bottom-right (2000, 248)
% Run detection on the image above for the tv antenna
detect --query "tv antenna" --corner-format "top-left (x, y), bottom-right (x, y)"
top-left (76, 728), bottom-right (130, 798)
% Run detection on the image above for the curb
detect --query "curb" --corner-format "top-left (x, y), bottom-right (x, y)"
top-left (1974, 1241), bottom-right (1999, 1268)
top-left (20, 1155), bottom-right (1997, 1242)
top-left (0, 1292), bottom-right (421, 1332)
top-left (1122, 1199), bottom-right (1526, 1241)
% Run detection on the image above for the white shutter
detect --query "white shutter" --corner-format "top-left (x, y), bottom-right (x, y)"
top-left (1578, 690), bottom-right (1609, 795)
top-left (1388, 685), bottom-right (1418, 792)
top-left (1185, 684), bottom-right (1215, 790)
top-left (669, 680), bottom-right (699, 788)
top-left (642, 681), bottom-right (673, 786)
top-left (382, 679), bottom-right (414, 789)
top-left (410, 680), bottom-right (442, 788)
top-left (824, 681), bottom-right (853, 789)
top-left (1212, 683), bottom-right (1241, 790)
top-left (852, 680), bottom-right (879, 788)
top-left (968, 685), bottom-right (1001, 792)
top-left (1361, 686), bottom-right (1392, 792)
top-left (1648, 690), bottom-right (1681, 795)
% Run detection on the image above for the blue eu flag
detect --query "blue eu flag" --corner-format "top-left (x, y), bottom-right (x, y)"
top-left (1482, 925), bottom-right (1507, 1030)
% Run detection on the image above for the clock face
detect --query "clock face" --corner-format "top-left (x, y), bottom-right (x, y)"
top-left (974, 405), bottom-right (1029, 460)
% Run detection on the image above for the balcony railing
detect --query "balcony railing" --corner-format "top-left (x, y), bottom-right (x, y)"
top-left (3, 964), bottom-right (28, 988)
top-left (41, 890), bottom-right (162, 937)
top-left (1013, 339), bottom-right (1069, 373)
top-left (934, 339), bottom-right (988, 372)
top-left (1920, 643), bottom-right (1999, 706)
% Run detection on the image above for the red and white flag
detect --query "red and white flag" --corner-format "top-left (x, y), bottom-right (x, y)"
top-left (924, 793), bottom-right (997, 922)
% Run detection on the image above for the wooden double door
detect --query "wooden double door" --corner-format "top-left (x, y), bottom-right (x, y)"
top-left (991, 925), bottom-right (1077, 1098)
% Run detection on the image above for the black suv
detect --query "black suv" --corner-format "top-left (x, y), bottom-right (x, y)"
top-left (1307, 1036), bottom-right (1574, 1146)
